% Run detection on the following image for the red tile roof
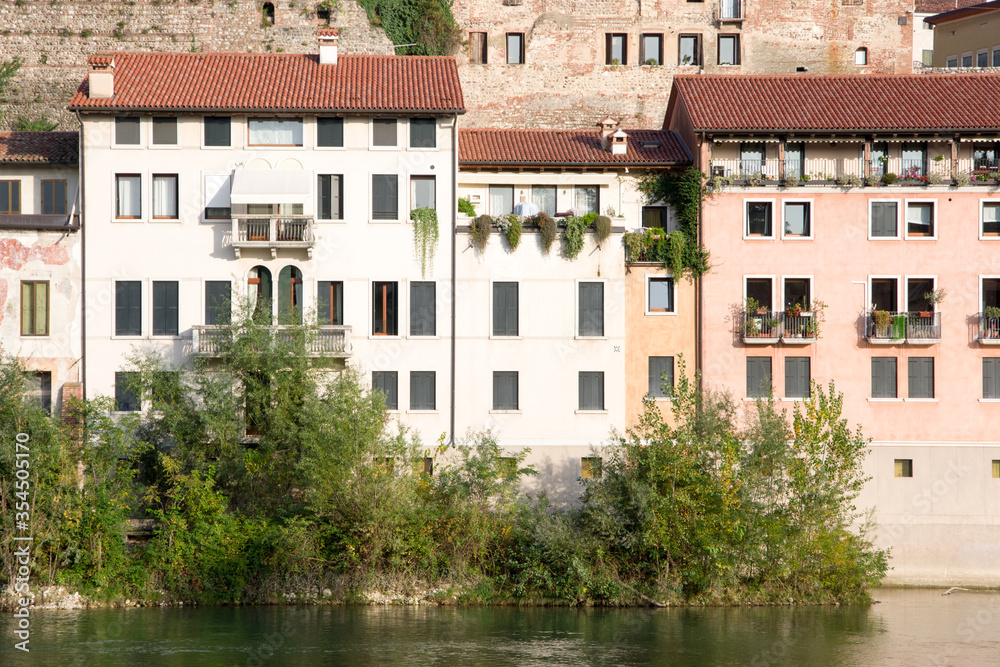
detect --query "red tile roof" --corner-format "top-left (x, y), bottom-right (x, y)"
top-left (915, 0), bottom-right (985, 13)
top-left (317, 28), bottom-right (339, 37)
top-left (924, 0), bottom-right (1000, 23)
top-left (459, 128), bottom-right (690, 166)
top-left (0, 132), bottom-right (78, 163)
top-left (669, 75), bottom-right (1000, 132)
top-left (69, 53), bottom-right (464, 113)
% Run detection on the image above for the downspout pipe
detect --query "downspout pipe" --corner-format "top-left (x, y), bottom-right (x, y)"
top-left (75, 110), bottom-right (87, 399)
top-left (450, 113), bottom-right (458, 446)
top-left (696, 131), bottom-right (705, 391)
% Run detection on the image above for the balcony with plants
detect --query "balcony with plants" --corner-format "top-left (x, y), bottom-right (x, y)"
top-left (978, 307), bottom-right (1000, 344)
top-left (192, 324), bottom-right (351, 357)
top-left (741, 298), bottom-right (781, 344)
top-left (780, 301), bottom-right (819, 344)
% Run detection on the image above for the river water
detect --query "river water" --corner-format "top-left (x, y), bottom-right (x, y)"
top-left (1, 588), bottom-right (999, 666)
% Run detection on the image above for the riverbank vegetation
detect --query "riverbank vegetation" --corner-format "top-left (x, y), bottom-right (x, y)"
top-left (1, 315), bottom-right (886, 607)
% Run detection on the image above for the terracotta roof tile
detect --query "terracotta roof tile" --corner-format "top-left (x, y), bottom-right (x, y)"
top-left (459, 128), bottom-right (690, 165)
top-left (69, 53), bottom-right (464, 113)
top-left (318, 28), bottom-right (339, 37)
top-left (924, 0), bottom-right (1000, 23)
top-left (0, 132), bottom-right (78, 163)
top-left (915, 0), bottom-right (984, 13)
top-left (671, 74), bottom-right (1000, 132)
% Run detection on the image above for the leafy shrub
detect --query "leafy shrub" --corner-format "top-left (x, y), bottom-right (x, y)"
top-left (471, 214), bottom-right (492, 252)
top-left (594, 215), bottom-right (612, 245)
top-left (562, 216), bottom-right (587, 259)
top-left (504, 215), bottom-right (523, 250)
top-left (582, 212), bottom-right (598, 227)
top-left (881, 172), bottom-right (898, 185)
top-left (539, 213), bottom-right (558, 254)
top-left (457, 197), bottom-right (476, 217)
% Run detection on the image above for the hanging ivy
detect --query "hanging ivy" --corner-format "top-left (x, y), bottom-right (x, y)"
top-left (471, 214), bottom-right (492, 252)
top-left (632, 167), bottom-right (711, 276)
top-left (355, 0), bottom-right (461, 55)
top-left (562, 216), bottom-right (587, 260)
top-left (411, 207), bottom-right (439, 277)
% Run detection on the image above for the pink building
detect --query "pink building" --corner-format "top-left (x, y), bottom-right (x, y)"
top-left (665, 74), bottom-right (1000, 585)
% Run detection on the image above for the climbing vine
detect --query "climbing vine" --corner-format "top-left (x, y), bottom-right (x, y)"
top-left (628, 167), bottom-right (711, 276)
top-left (355, 0), bottom-right (462, 55)
top-left (562, 216), bottom-right (587, 260)
top-left (411, 207), bottom-right (439, 277)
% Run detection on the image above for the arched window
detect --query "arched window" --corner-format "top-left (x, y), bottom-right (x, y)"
top-left (248, 266), bottom-right (273, 324)
top-left (854, 47), bottom-right (868, 66)
top-left (262, 2), bottom-right (275, 26)
top-left (278, 265), bottom-right (303, 324)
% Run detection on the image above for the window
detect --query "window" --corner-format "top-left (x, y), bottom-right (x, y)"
top-left (152, 281), bottom-right (179, 336)
top-left (204, 173), bottom-right (232, 220)
top-left (908, 357), bottom-right (934, 399)
top-left (204, 116), bottom-right (231, 147)
top-left (906, 202), bottom-right (934, 237)
top-left (421, 457), bottom-right (434, 476)
top-left (785, 143), bottom-right (804, 180)
top-left (648, 356), bottom-right (673, 398)
top-left (784, 357), bottom-right (811, 399)
top-left (575, 186), bottom-right (599, 215)
top-left (20, 281), bottom-right (48, 336)
top-left (152, 117), bottom-right (177, 145)
top-left (982, 202), bottom-right (1000, 237)
top-left (469, 32), bottom-right (488, 64)
top-left (115, 117), bottom-right (140, 145)
top-left (277, 266), bottom-right (302, 325)
top-left (490, 185), bottom-right (514, 216)
top-left (115, 175), bottom-right (141, 219)
top-left (115, 280), bottom-right (141, 336)
top-left (23, 371), bottom-right (51, 414)
top-left (606, 33), bottom-right (627, 65)
top-left (906, 278), bottom-right (934, 312)
top-left (741, 142), bottom-right (766, 174)
top-left (578, 282), bottom-right (604, 336)
top-left (746, 356), bottom-right (772, 397)
top-left (152, 174), bottom-right (178, 219)
top-left (974, 142), bottom-right (999, 171)
top-left (41, 180), bottom-right (67, 215)
top-left (994, 46), bottom-right (1000, 67)
top-left (410, 281), bottom-right (436, 336)
top-left (783, 278), bottom-right (810, 310)
top-left (372, 175), bottom-right (398, 220)
top-left (894, 459), bottom-right (913, 478)
top-left (581, 456), bottom-right (602, 479)
top-left (262, 2), bottom-right (274, 24)
top-left (718, 35), bottom-right (740, 65)
top-left (984, 358), bottom-right (1000, 399)
top-left (371, 118), bottom-right (397, 147)
top-left (641, 34), bottom-right (662, 65)
top-left (248, 119), bottom-right (303, 146)
top-left (410, 371), bottom-right (436, 410)
top-left (871, 278), bottom-right (898, 312)
top-left (647, 277), bottom-right (675, 313)
top-left (531, 185), bottom-right (555, 217)
top-left (506, 33), bottom-right (525, 64)
top-left (746, 201), bottom-right (773, 237)
top-left (870, 201), bottom-right (899, 238)
top-left (993, 459), bottom-right (1000, 478)
top-left (983, 278), bottom-right (1000, 313)
top-left (0, 180), bottom-right (20, 214)
top-left (317, 175), bottom-right (343, 220)
top-left (372, 371), bottom-right (398, 410)
top-left (493, 371), bottom-right (518, 410)
top-left (783, 201), bottom-right (811, 237)
top-left (579, 371), bottom-right (605, 410)
top-left (318, 281), bottom-right (343, 326)
top-left (679, 35), bottom-right (701, 66)
top-left (115, 371), bottom-right (140, 412)
top-left (978, 50), bottom-right (989, 68)
top-left (317, 117), bottom-right (344, 147)
top-left (962, 53), bottom-right (974, 68)
top-left (492, 282), bottom-right (518, 337)
top-left (746, 277), bottom-right (773, 311)
top-left (642, 206), bottom-right (670, 230)
top-left (854, 47), bottom-right (868, 66)
top-left (373, 281), bottom-right (398, 336)
top-left (901, 142), bottom-right (926, 178)
top-left (248, 266), bottom-right (273, 325)
top-left (946, 56), bottom-right (958, 68)
top-left (411, 176), bottom-right (436, 210)
top-left (410, 118), bottom-right (436, 148)
top-left (205, 280), bottom-right (231, 326)
top-left (872, 357), bottom-right (898, 398)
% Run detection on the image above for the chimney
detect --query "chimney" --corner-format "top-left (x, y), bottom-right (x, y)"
top-left (597, 116), bottom-right (618, 150)
top-left (611, 128), bottom-right (628, 155)
top-left (319, 28), bottom-right (339, 65)
top-left (87, 55), bottom-right (115, 99)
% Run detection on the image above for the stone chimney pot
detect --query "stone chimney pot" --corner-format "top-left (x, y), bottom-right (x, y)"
top-left (319, 28), bottom-right (339, 65)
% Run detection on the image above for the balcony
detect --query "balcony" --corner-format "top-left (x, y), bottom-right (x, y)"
top-left (977, 312), bottom-right (1000, 344)
top-left (741, 310), bottom-right (782, 344)
top-left (230, 215), bottom-right (315, 259)
top-left (866, 311), bottom-right (941, 344)
top-left (715, 0), bottom-right (743, 21)
top-left (780, 313), bottom-right (818, 344)
top-left (191, 325), bottom-right (352, 357)
top-left (709, 156), bottom-right (962, 186)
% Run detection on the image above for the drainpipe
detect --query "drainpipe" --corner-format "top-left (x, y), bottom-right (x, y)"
top-left (449, 113), bottom-right (458, 447)
top-left (75, 110), bottom-right (87, 399)
top-left (696, 132), bottom-right (705, 390)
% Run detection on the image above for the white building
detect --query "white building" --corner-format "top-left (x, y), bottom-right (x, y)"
top-left (70, 32), bottom-right (463, 446)
top-left (0, 131), bottom-right (81, 415)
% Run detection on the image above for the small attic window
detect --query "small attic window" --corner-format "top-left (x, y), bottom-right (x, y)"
top-left (262, 2), bottom-right (275, 26)
top-left (854, 47), bottom-right (868, 66)
top-left (641, 141), bottom-right (661, 149)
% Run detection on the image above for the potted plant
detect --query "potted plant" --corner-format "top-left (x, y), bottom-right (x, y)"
top-left (872, 309), bottom-right (891, 336)
top-left (985, 306), bottom-right (1000, 338)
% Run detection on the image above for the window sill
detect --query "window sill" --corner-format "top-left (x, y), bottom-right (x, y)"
top-left (781, 236), bottom-right (814, 241)
top-left (978, 398), bottom-right (1000, 403)
top-left (743, 235), bottom-right (776, 241)
top-left (651, 396), bottom-right (673, 402)
top-left (489, 335), bottom-right (522, 340)
top-left (868, 236), bottom-right (902, 241)
top-left (149, 145), bottom-right (181, 150)
top-left (903, 398), bottom-right (938, 402)
top-left (903, 237), bottom-right (938, 241)
top-left (114, 218), bottom-right (146, 223)
top-left (111, 335), bottom-right (144, 340)
top-left (150, 335), bottom-right (183, 340)
top-left (574, 335), bottom-right (608, 340)
top-left (315, 146), bottom-right (347, 151)
top-left (868, 398), bottom-right (903, 402)
top-left (369, 145), bottom-right (399, 151)
top-left (489, 409), bottom-right (522, 414)
top-left (575, 409), bottom-right (608, 414)
top-left (406, 409), bottom-right (439, 414)
top-left (407, 335), bottom-right (440, 340)
top-left (645, 310), bottom-right (678, 317)
top-left (779, 397), bottom-right (807, 402)
top-left (247, 145), bottom-right (305, 150)
top-left (407, 146), bottom-right (439, 152)
top-left (742, 397), bottom-right (777, 402)
top-left (317, 218), bottom-right (347, 224)
top-left (201, 145), bottom-right (235, 150)
top-left (151, 218), bottom-right (182, 223)
top-left (369, 335), bottom-right (402, 340)
top-left (112, 145), bottom-right (144, 150)
top-left (369, 219), bottom-right (403, 224)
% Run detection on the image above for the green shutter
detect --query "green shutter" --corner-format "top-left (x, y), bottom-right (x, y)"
top-left (205, 281), bottom-right (231, 326)
top-left (410, 282), bottom-right (435, 336)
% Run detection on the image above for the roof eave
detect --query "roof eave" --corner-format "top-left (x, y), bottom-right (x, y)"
top-left (697, 127), bottom-right (1000, 135)
top-left (69, 105), bottom-right (466, 115)
top-left (458, 160), bottom-right (689, 168)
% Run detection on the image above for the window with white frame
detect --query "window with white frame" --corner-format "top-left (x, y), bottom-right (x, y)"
top-left (203, 174), bottom-right (231, 220)
top-left (411, 175), bottom-right (436, 211)
top-left (783, 201), bottom-right (811, 238)
top-left (746, 356), bottom-right (772, 398)
top-left (745, 201), bottom-right (773, 237)
top-left (492, 282), bottom-right (518, 337)
top-left (152, 117), bottom-right (178, 146)
top-left (317, 117), bottom-right (344, 148)
top-left (578, 371), bottom-right (605, 410)
top-left (205, 280), bottom-right (231, 326)
top-left (578, 282), bottom-right (604, 336)
top-left (871, 277), bottom-right (898, 312)
top-left (746, 277), bottom-right (773, 311)
top-left (152, 174), bottom-right (178, 219)
top-left (906, 201), bottom-right (934, 237)
top-left (575, 186), bottom-right (599, 215)
top-left (152, 280), bottom-right (179, 336)
top-left (642, 206), bottom-right (670, 230)
top-left (783, 277), bottom-right (811, 311)
top-left (982, 201), bottom-right (1000, 237)
top-left (490, 185), bottom-right (514, 216)
top-left (410, 371), bottom-right (436, 410)
top-left (908, 357), bottom-right (934, 399)
top-left (317, 175), bottom-right (343, 220)
top-left (493, 371), bottom-right (518, 410)
top-left (115, 117), bottom-right (140, 146)
top-left (373, 371), bottom-right (398, 410)
top-left (978, 49), bottom-right (989, 68)
top-left (409, 281), bottom-right (436, 336)
top-left (962, 53), bottom-right (974, 67)
top-left (410, 118), bottom-right (436, 149)
top-left (870, 200), bottom-right (899, 238)
top-left (372, 281), bottom-right (398, 335)
top-left (115, 280), bottom-right (142, 336)
top-left (372, 175), bottom-right (398, 220)
top-left (648, 356), bottom-right (673, 397)
top-left (318, 280), bottom-right (343, 326)
top-left (116, 174), bottom-right (141, 219)
top-left (784, 357), bottom-right (811, 398)
top-left (248, 118), bottom-right (303, 146)
top-left (854, 47), bottom-right (868, 66)
top-left (531, 185), bottom-right (556, 217)
top-left (647, 276), bottom-right (675, 314)
top-left (204, 116), bottom-right (232, 147)
top-left (871, 357), bottom-right (897, 399)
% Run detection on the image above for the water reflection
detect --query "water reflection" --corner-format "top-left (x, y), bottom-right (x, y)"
top-left (1, 589), bottom-right (998, 666)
